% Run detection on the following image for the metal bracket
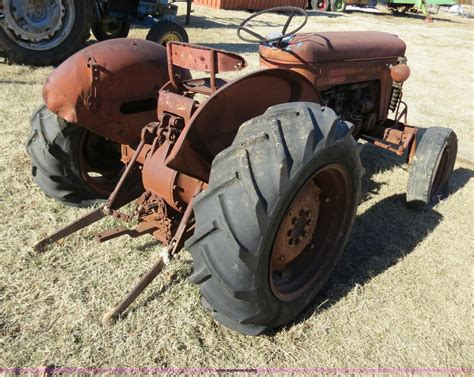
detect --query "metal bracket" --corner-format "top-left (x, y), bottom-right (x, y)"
top-left (86, 57), bottom-right (101, 110)
top-left (101, 182), bottom-right (203, 325)
top-left (361, 124), bottom-right (417, 162)
top-left (95, 224), bottom-right (156, 243)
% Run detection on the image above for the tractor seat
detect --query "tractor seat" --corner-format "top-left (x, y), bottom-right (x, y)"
top-left (259, 31), bottom-right (406, 64)
top-left (182, 77), bottom-right (228, 95)
top-left (167, 42), bottom-right (247, 95)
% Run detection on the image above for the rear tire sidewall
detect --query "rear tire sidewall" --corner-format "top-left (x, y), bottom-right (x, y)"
top-left (28, 106), bottom-right (122, 205)
top-left (255, 140), bottom-right (361, 324)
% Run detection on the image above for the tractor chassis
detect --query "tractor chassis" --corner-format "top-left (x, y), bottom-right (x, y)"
top-left (33, 42), bottom-right (420, 324)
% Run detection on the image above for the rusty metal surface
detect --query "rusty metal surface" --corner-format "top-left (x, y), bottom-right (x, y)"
top-left (35, 27), bottom-right (425, 327)
top-left (102, 183), bottom-right (203, 325)
top-left (142, 142), bottom-right (202, 211)
top-left (259, 32), bottom-right (406, 64)
top-left (361, 122), bottom-right (418, 160)
top-left (43, 38), bottom-right (172, 145)
top-left (391, 63), bottom-right (411, 83)
top-left (259, 33), bottom-right (403, 123)
top-left (167, 42), bottom-right (247, 73)
top-left (166, 68), bottom-right (322, 182)
top-left (270, 164), bottom-right (352, 302)
top-left (38, 34), bottom-right (416, 254)
top-left (167, 42), bottom-right (246, 94)
top-left (136, 193), bottom-right (176, 245)
top-left (33, 192), bottom-right (138, 252)
top-left (272, 181), bottom-right (321, 270)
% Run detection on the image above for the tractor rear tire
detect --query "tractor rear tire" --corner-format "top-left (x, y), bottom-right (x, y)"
top-left (186, 102), bottom-right (362, 335)
top-left (0, 0), bottom-right (92, 66)
top-left (406, 127), bottom-right (457, 209)
top-left (146, 20), bottom-right (189, 46)
top-left (27, 106), bottom-right (123, 206)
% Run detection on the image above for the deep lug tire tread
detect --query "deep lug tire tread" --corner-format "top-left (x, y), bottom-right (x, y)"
top-left (186, 102), bottom-right (362, 335)
top-left (27, 106), bottom-right (103, 206)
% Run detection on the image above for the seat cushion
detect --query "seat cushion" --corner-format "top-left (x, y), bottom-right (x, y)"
top-left (259, 31), bottom-right (406, 64)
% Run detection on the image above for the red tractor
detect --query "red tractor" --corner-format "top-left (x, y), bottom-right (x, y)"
top-left (28, 7), bottom-right (457, 335)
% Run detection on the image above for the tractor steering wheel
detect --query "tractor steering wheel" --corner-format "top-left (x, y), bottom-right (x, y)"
top-left (237, 7), bottom-right (308, 44)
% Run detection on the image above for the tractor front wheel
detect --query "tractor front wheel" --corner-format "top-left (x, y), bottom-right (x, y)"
top-left (27, 106), bottom-right (123, 206)
top-left (146, 20), bottom-right (189, 46)
top-left (186, 102), bottom-right (362, 335)
top-left (406, 127), bottom-right (457, 209)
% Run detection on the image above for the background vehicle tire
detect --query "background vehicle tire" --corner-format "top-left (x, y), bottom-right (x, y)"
top-left (0, 0), bottom-right (92, 66)
top-left (406, 127), bottom-right (457, 209)
top-left (27, 106), bottom-right (123, 206)
top-left (311, 0), bottom-right (330, 11)
top-left (331, 0), bottom-right (347, 12)
top-left (146, 20), bottom-right (189, 45)
top-left (92, 16), bottom-right (130, 41)
top-left (186, 102), bottom-right (362, 335)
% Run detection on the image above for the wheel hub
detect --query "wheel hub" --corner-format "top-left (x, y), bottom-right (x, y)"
top-left (3, 0), bottom-right (65, 42)
top-left (161, 32), bottom-right (182, 43)
top-left (269, 163), bottom-right (353, 302)
top-left (101, 17), bottom-right (122, 35)
top-left (1, 0), bottom-right (75, 50)
top-left (272, 181), bottom-right (321, 270)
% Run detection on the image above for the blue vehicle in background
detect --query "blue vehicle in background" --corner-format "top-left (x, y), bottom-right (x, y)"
top-left (0, 0), bottom-right (191, 66)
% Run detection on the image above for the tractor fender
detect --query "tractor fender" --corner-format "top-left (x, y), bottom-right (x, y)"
top-left (166, 68), bottom-right (322, 182)
top-left (43, 38), bottom-right (186, 145)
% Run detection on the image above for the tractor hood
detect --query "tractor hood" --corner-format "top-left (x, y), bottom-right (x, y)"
top-left (259, 31), bottom-right (406, 64)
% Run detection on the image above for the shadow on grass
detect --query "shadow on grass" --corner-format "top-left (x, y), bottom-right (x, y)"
top-left (359, 143), bottom-right (403, 202)
top-left (285, 161), bottom-right (473, 332)
top-left (121, 142), bottom-right (472, 328)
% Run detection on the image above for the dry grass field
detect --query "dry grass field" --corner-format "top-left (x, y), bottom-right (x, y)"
top-left (0, 4), bottom-right (473, 370)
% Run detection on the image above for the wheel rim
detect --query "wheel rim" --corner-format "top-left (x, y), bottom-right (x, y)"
top-left (270, 164), bottom-right (352, 302)
top-left (1, 0), bottom-right (76, 51)
top-left (79, 131), bottom-right (123, 197)
top-left (335, 0), bottom-right (345, 11)
top-left (159, 32), bottom-right (182, 45)
top-left (430, 146), bottom-right (451, 200)
top-left (97, 17), bottom-right (125, 38)
top-left (317, 0), bottom-right (328, 10)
